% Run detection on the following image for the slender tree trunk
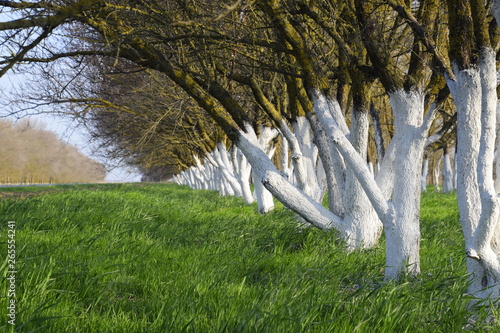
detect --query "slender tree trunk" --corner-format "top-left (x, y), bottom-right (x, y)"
top-left (421, 157), bottom-right (429, 192)
top-left (343, 108), bottom-right (383, 249)
top-left (371, 103), bottom-right (386, 162)
top-left (442, 146), bottom-right (454, 193)
top-left (213, 144), bottom-right (242, 197)
top-left (433, 156), bottom-right (441, 192)
top-left (234, 148), bottom-right (254, 204)
top-left (279, 119), bottom-right (310, 196)
top-left (494, 106), bottom-right (500, 194)
top-left (292, 117), bottom-right (323, 202)
top-left (252, 127), bottom-right (278, 213)
top-left (280, 135), bottom-right (292, 181)
top-left (307, 113), bottom-right (344, 216)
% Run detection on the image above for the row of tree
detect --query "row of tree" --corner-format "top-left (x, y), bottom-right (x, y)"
top-left (0, 119), bottom-right (105, 184)
top-left (1, 0), bottom-right (500, 302)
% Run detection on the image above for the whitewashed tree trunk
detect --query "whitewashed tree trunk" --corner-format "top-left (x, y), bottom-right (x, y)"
top-left (292, 117), bottom-right (323, 202)
top-left (371, 103), bottom-right (386, 162)
top-left (384, 90), bottom-right (431, 278)
top-left (278, 119), bottom-right (309, 195)
top-left (434, 156), bottom-right (441, 192)
top-left (235, 148), bottom-right (254, 204)
top-left (494, 104), bottom-right (500, 194)
top-left (314, 88), bottom-right (434, 278)
top-left (343, 109), bottom-right (382, 250)
top-left (237, 123), bottom-right (345, 231)
top-left (252, 126), bottom-right (279, 213)
top-left (448, 48), bottom-right (500, 300)
top-left (375, 138), bottom-right (397, 199)
top-left (213, 143), bottom-right (243, 197)
top-left (307, 113), bottom-right (345, 216)
top-left (310, 91), bottom-right (395, 256)
top-left (442, 147), bottom-right (454, 193)
top-left (368, 161), bottom-right (374, 175)
top-left (280, 134), bottom-right (292, 181)
top-left (421, 157), bottom-right (429, 192)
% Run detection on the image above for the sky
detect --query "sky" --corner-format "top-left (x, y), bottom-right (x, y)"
top-left (0, 72), bottom-right (143, 183)
top-left (0, 9), bottom-right (143, 182)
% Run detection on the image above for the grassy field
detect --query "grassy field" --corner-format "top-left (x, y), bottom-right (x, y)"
top-left (0, 183), bottom-right (497, 332)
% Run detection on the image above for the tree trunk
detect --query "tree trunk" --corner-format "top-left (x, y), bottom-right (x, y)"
top-left (433, 156), bottom-right (441, 192)
top-left (252, 127), bottom-right (279, 213)
top-left (307, 113), bottom-right (345, 217)
top-left (448, 48), bottom-right (500, 299)
top-left (421, 157), bottom-right (429, 192)
top-left (343, 107), bottom-right (382, 250)
top-left (236, 123), bottom-right (345, 231)
top-left (292, 117), bottom-right (323, 202)
top-left (494, 105), bottom-right (500, 194)
top-left (234, 148), bottom-right (254, 204)
top-left (384, 90), bottom-right (428, 278)
top-left (442, 146), bottom-right (454, 193)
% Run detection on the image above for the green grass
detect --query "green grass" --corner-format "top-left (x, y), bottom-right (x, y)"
top-left (0, 183), bottom-right (496, 332)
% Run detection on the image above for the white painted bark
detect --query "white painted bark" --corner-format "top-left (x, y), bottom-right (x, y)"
top-left (442, 148), bottom-right (454, 193)
top-left (448, 48), bottom-right (500, 300)
top-left (310, 91), bottom-right (394, 247)
top-left (433, 157), bottom-right (441, 192)
top-left (292, 117), bottom-right (323, 202)
top-left (252, 126), bottom-right (279, 214)
top-left (494, 104), bottom-right (500, 194)
top-left (421, 158), bottom-right (429, 192)
top-left (371, 103), bottom-right (386, 162)
top-left (375, 139), bottom-right (397, 199)
top-left (252, 169), bottom-right (273, 214)
top-left (236, 123), bottom-right (345, 231)
top-left (313, 88), bottom-right (432, 278)
top-left (307, 113), bottom-right (344, 216)
top-left (280, 134), bottom-right (292, 181)
top-left (278, 119), bottom-right (309, 194)
top-left (194, 156), bottom-right (210, 190)
top-left (235, 149), bottom-right (254, 204)
top-left (368, 162), bottom-right (375, 176)
top-left (384, 90), bottom-right (430, 278)
top-left (213, 145), bottom-right (242, 197)
top-left (326, 98), bottom-right (350, 135)
top-left (343, 109), bottom-right (383, 250)
top-left (324, 98), bottom-right (350, 208)
top-left (447, 63), bottom-right (482, 289)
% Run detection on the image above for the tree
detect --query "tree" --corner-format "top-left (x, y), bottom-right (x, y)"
top-left (444, 0), bottom-right (500, 300)
top-left (0, 0), bottom-right (467, 282)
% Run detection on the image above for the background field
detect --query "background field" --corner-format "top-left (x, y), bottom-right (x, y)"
top-left (0, 183), bottom-right (497, 332)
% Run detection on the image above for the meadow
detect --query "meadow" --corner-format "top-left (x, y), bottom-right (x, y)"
top-left (0, 183), bottom-right (497, 332)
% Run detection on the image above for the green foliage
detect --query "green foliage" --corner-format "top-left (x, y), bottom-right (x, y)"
top-left (0, 184), bottom-right (494, 332)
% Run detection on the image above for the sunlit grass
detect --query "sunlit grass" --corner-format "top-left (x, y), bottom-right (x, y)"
top-left (0, 183), bottom-right (495, 332)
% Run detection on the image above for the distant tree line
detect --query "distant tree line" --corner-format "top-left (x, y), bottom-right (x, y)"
top-left (0, 119), bottom-right (106, 184)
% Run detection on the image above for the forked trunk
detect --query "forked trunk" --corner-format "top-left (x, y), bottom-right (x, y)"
top-left (448, 49), bottom-right (500, 299)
